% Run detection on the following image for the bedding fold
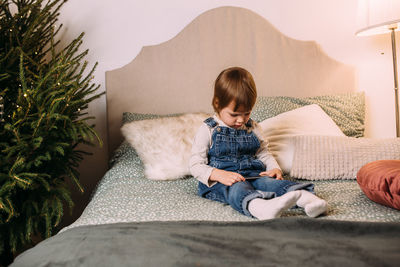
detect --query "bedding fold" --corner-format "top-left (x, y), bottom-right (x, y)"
top-left (12, 218), bottom-right (400, 267)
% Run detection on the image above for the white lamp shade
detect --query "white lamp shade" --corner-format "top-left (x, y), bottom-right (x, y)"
top-left (356, 0), bottom-right (400, 36)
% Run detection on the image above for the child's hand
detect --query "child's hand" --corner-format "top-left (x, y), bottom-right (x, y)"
top-left (210, 169), bottom-right (245, 186)
top-left (259, 168), bottom-right (283, 180)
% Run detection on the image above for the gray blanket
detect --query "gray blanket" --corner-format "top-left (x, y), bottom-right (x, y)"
top-left (11, 218), bottom-right (400, 267)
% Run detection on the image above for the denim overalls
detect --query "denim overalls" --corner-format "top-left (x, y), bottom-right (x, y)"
top-left (198, 117), bottom-right (314, 217)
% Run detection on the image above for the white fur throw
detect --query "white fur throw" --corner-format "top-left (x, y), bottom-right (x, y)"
top-left (290, 135), bottom-right (400, 180)
top-left (121, 113), bottom-right (209, 180)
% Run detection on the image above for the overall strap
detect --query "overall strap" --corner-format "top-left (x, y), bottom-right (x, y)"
top-left (204, 117), bottom-right (218, 128)
top-left (245, 118), bottom-right (254, 128)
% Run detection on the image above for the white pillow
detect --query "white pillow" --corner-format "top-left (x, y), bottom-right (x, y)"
top-left (258, 104), bottom-right (345, 174)
top-left (121, 113), bottom-right (209, 180)
top-left (290, 135), bottom-right (400, 180)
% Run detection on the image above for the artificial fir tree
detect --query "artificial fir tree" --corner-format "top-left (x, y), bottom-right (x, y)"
top-left (0, 0), bottom-right (103, 264)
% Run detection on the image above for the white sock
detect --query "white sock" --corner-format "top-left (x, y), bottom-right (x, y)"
top-left (296, 190), bottom-right (327, 218)
top-left (248, 191), bottom-right (301, 220)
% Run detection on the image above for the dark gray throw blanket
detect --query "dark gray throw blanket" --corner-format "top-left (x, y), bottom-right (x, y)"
top-left (11, 218), bottom-right (400, 267)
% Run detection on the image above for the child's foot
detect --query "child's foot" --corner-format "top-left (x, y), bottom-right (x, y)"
top-left (248, 191), bottom-right (301, 220)
top-left (297, 190), bottom-right (327, 217)
top-left (304, 199), bottom-right (327, 218)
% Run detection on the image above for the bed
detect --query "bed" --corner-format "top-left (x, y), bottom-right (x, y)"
top-left (11, 6), bottom-right (400, 267)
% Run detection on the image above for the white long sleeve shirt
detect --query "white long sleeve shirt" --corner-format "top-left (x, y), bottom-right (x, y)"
top-left (189, 115), bottom-right (281, 187)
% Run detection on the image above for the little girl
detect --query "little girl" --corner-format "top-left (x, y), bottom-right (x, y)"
top-left (189, 67), bottom-right (327, 220)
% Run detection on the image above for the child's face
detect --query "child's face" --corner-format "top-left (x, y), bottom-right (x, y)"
top-left (218, 101), bottom-right (251, 129)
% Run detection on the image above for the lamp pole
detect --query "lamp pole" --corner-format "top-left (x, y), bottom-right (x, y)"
top-left (390, 27), bottom-right (399, 137)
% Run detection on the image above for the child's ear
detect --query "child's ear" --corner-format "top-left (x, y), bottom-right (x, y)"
top-left (213, 98), bottom-right (219, 109)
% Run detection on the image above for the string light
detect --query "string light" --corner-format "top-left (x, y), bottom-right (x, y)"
top-left (0, 96), bottom-right (4, 122)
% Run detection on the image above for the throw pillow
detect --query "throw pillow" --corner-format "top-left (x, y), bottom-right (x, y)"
top-left (290, 136), bottom-right (400, 180)
top-left (252, 92), bottom-right (365, 137)
top-left (357, 160), bottom-right (400, 210)
top-left (258, 104), bottom-right (345, 174)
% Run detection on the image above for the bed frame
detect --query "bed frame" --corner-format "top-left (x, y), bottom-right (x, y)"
top-left (105, 6), bottom-right (356, 154)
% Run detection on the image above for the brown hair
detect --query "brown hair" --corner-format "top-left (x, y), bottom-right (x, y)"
top-left (212, 67), bottom-right (257, 112)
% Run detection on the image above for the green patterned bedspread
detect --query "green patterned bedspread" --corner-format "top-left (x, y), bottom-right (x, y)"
top-left (62, 142), bottom-right (400, 232)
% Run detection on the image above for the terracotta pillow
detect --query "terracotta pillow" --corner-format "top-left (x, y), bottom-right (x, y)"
top-left (357, 160), bottom-right (400, 210)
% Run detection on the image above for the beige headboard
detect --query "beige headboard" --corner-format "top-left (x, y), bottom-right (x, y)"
top-left (105, 6), bottom-right (356, 154)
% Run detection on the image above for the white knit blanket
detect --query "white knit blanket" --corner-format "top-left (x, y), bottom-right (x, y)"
top-left (290, 136), bottom-right (400, 180)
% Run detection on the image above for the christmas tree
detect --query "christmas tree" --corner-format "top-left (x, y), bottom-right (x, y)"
top-left (0, 0), bottom-right (103, 264)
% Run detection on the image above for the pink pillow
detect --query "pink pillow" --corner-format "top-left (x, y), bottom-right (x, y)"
top-left (357, 160), bottom-right (400, 210)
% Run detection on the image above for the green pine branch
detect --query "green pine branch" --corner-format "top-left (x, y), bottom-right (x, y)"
top-left (0, 0), bottom-right (104, 264)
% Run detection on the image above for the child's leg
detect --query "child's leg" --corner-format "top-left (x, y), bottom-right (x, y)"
top-left (248, 191), bottom-right (301, 220)
top-left (199, 180), bottom-right (264, 216)
top-left (250, 176), bottom-right (307, 197)
top-left (296, 190), bottom-right (327, 217)
top-left (249, 177), bottom-right (326, 217)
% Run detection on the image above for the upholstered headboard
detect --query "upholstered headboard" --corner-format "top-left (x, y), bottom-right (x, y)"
top-left (105, 6), bottom-right (356, 154)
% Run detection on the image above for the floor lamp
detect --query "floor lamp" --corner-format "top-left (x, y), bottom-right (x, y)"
top-left (356, 0), bottom-right (400, 137)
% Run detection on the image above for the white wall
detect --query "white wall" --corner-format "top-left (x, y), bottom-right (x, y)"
top-left (57, 0), bottom-right (399, 225)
